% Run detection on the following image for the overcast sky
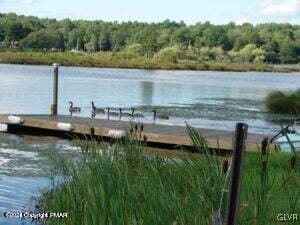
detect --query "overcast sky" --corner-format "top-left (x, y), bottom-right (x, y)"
top-left (1, 0), bottom-right (299, 24)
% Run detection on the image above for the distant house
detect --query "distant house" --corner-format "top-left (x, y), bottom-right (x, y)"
top-left (51, 48), bottom-right (62, 52)
top-left (0, 41), bottom-right (19, 48)
top-left (10, 41), bottom-right (19, 49)
top-left (70, 48), bottom-right (80, 53)
top-left (70, 49), bottom-right (88, 55)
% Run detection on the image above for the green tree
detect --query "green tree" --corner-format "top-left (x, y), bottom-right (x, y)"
top-left (171, 27), bottom-right (192, 47)
top-left (0, 13), bottom-right (299, 64)
top-left (90, 34), bottom-right (99, 52)
top-left (111, 29), bottom-right (126, 51)
top-left (202, 26), bottom-right (231, 50)
top-left (210, 47), bottom-right (226, 62)
top-left (3, 20), bottom-right (28, 44)
top-left (279, 38), bottom-right (298, 63)
top-left (126, 44), bottom-right (145, 56)
top-left (239, 44), bottom-right (257, 62)
top-left (157, 30), bottom-right (171, 48)
top-left (262, 41), bottom-right (279, 63)
top-left (0, 25), bottom-right (4, 41)
top-left (136, 26), bottom-right (158, 57)
top-left (67, 29), bottom-right (85, 50)
top-left (84, 42), bottom-right (94, 53)
top-left (198, 47), bottom-right (211, 61)
top-left (21, 30), bottom-right (64, 50)
top-left (99, 26), bottom-right (111, 51)
top-left (153, 46), bottom-right (180, 62)
top-left (252, 48), bottom-right (266, 63)
top-left (228, 44), bottom-right (266, 63)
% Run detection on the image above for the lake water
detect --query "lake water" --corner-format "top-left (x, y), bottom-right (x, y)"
top-left (1, 64), bottom-right (300, 133)
top-left (0, 63), bottom-right (299, 224)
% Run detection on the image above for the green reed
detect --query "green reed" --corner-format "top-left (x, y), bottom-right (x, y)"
top-left (1, 51), bottom-right (290, 72)
top-left (42, 125), bottom-right (299, 225)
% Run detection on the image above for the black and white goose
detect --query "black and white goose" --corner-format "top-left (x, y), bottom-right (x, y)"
top-left (107, 107), bottom-right (119, 117)
top-left (131, 108), bottom-right (144, 118)
top-left (119, 108), bottom-right (132, 117)
top-left (91, 101), bottom-right (106, 114)
top-left (153, 109), bottom-right (169, 120)
top-left (68, 101), bottom-right (81, 114)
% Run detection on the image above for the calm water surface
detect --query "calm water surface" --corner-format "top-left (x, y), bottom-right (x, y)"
top-left (1, 64), bottom-right (300, 133)
top-left (0, 64), bottom-right (299, 224)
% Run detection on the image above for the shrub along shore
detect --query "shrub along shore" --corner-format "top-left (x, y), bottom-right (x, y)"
top-left (266, 89), bottom-right (300, 114)
top-left (1, 51), bottom-right (299, 72)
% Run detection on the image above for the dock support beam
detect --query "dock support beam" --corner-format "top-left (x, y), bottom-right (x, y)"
top-left (225, 123), bottom-right (248, 225)
top-left (51, 63), bottom-right (59, 115)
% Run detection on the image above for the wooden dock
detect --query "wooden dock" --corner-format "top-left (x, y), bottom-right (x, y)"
top-left (0, 114), bottom-right (273, 152)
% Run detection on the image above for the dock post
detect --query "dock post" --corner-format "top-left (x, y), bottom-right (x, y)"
top-left (51, 63), bottom-right (59, 115)
top-left (261, 137), bottom-right (268, 173)
top-left (225, 123), bottom-right (248, 225)
top-left (261, 137), bottom-right (268, 156)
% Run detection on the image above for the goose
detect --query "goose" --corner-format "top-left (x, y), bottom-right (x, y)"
top-left (131, 108), bottom-right (144, 118)
top-left (119, 108), bottom-right (132, 117)
top-left (69, 101), bottom-right (81, 114)
top-left (153, 109), bottom-right (169, 120)
top-left (91, 101), bottom-right (105, 114)
top-left (107, 107), bottom-right (119, 117)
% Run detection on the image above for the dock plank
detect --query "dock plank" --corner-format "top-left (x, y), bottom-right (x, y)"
top-left (0, 114), bottom-right (273, 152)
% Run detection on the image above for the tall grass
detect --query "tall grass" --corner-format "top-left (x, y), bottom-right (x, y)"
top-left (266, 89), bottom-right (300, 115)
top-left (41, 125), bottom-right (299, 225)
top-left (0, 51), bottom-right (292, 72)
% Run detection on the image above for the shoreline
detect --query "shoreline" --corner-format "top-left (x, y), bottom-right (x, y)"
top-left (0, 51), bottom-right (299, 73)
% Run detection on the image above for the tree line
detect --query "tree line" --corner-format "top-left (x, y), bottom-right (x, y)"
top-left (0, 13), bottom-right (299, 64)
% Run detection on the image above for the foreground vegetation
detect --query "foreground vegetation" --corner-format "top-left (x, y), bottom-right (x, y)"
top-left (41, 126), bottom-right (299, 225)
top-left (2, 51), bottom-right (299, 72)
top-left (266, 89), bottom-right (300, 114)
top-left (1, 13), bottom-right (300, 66)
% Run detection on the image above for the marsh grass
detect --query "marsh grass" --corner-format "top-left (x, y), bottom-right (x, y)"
top-left (41, 125), bottom-right (299, 225)
top-left (266, 89), bottom-right (300, 115)
top-left (0, 51), bottom-right (289, 72)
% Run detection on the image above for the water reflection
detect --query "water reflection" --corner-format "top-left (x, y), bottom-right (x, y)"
top-left (140, 81), bottom-right (154, 105)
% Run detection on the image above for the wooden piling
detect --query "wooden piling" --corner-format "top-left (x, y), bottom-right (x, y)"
top-left (261, 137), bottom-right (269, 175)
top-left (225, 123), bottom-right (248, 225)
top-left (51, 63), bottom-right (59, 115)
top-left (261, 137), bottom-right (268, 156)
top-left (90, 126), bottom-right (95, 139)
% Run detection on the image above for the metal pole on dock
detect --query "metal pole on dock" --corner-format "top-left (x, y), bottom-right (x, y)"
top-left (225, 123), bottom-right (248, 225)
top-left (51, 63), bottom-right (59, 115)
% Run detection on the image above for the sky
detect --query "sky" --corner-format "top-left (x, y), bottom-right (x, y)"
top-left (0, 0), bottom-right (299, 25)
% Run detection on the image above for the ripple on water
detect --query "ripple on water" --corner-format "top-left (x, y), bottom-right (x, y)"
top-left (0, 137), bottom-right (81, 225)
top-left (0, 148), bottom-right (39, 159)
top-left (0, 157), bottom-right (10, 167)
top-left (0, 176), bottom-right (51, 225)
